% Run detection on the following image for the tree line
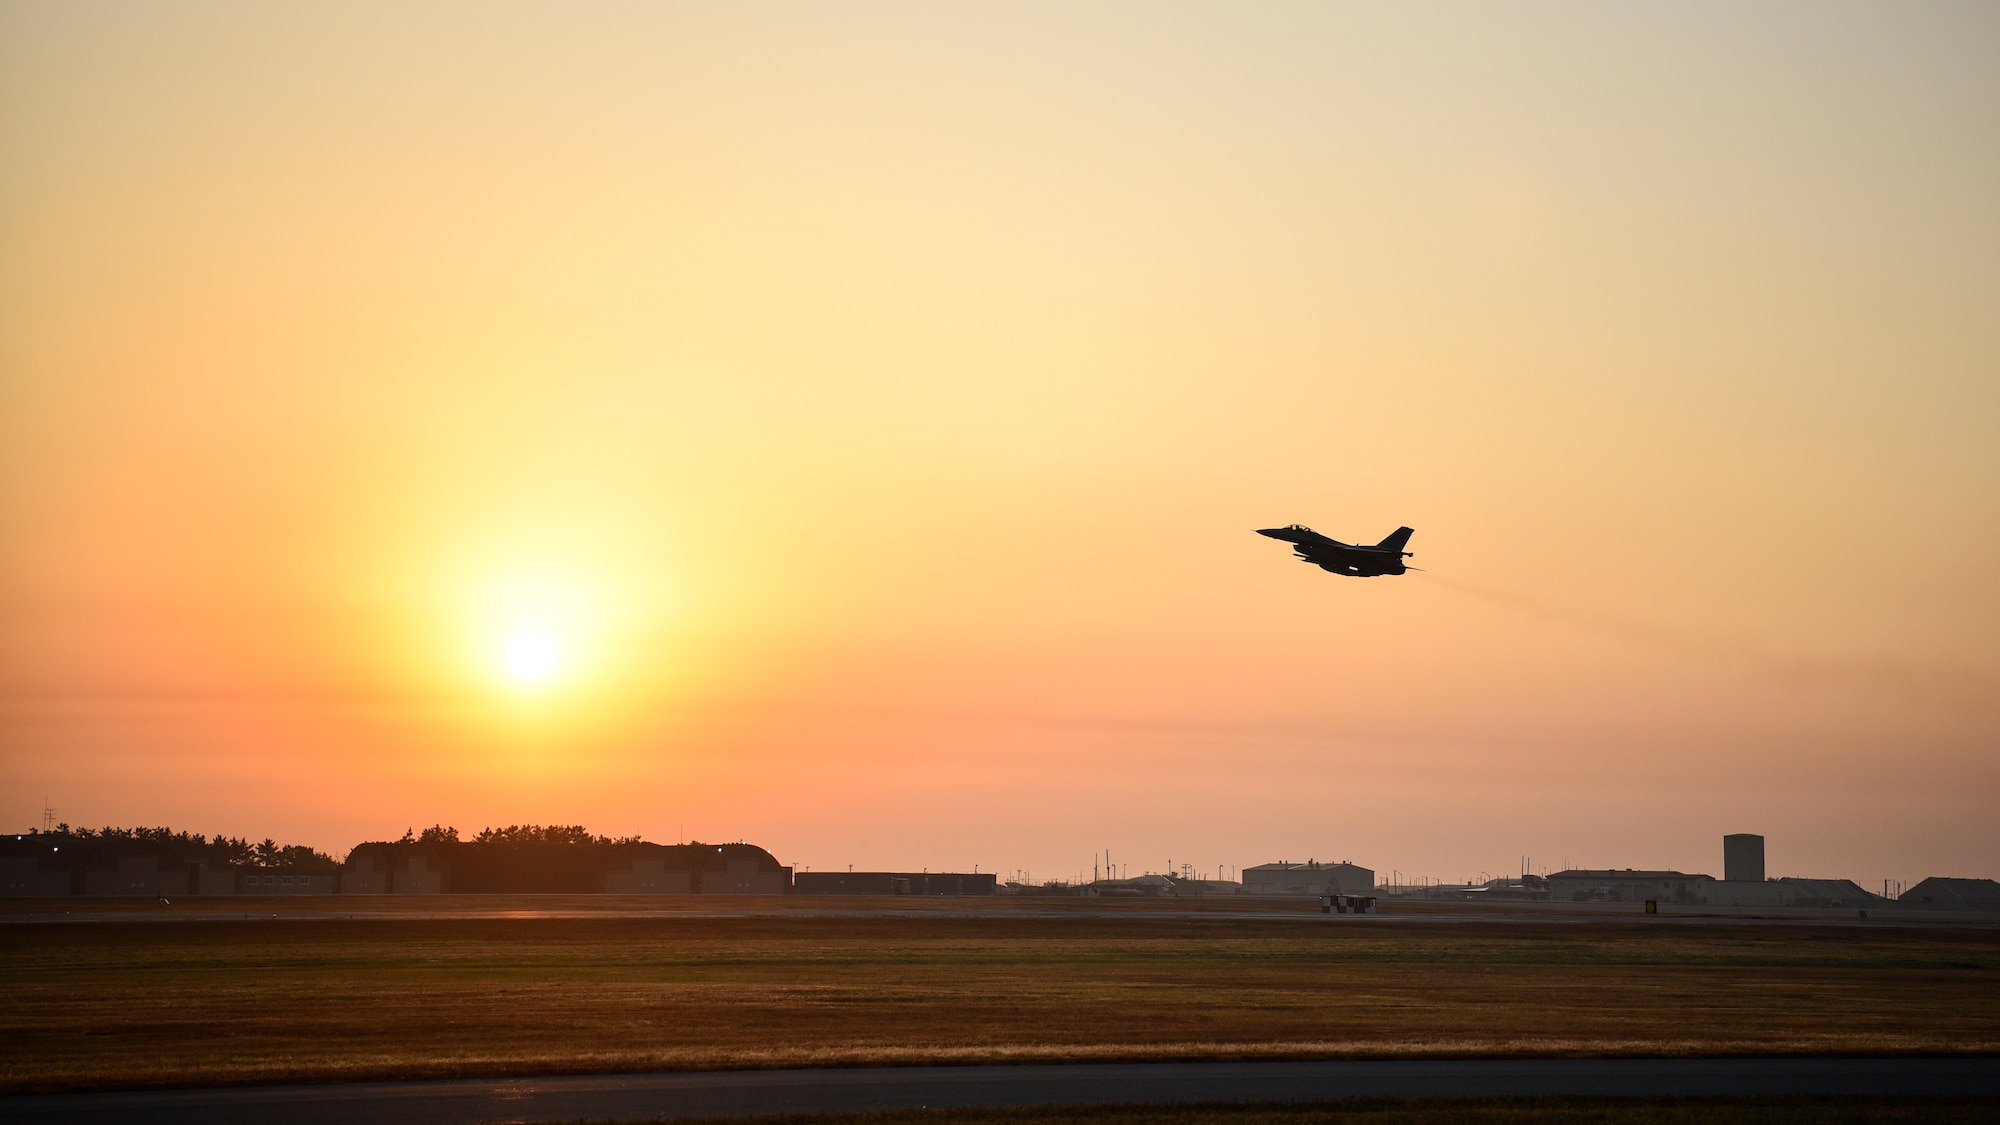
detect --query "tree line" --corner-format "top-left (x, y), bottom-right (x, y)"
top-left (27, 822), bottom-right (651, 865)
top-left (395, 824), bottom-right (645, 846)
top-left (30, 825), bottom-right (336, 869)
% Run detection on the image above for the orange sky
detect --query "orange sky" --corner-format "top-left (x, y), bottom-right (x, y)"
top-left (3, 3), bottom-right (1995, 888)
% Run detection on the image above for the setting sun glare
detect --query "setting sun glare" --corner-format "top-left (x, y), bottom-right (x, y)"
top-left (502, 629), bottom-right (560, 685)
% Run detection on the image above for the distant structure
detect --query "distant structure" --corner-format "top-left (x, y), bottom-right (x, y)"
top-left (1902, 877), bottom-right (2000, 909)
top-left (340, 839), bottom-right (790, 895)
top-left (343, 847), bottom-right (447, 894)
top-left (1075, 873), bottom-right (1239, 898)
top-left (1704, 877), bottom-right (1880, 908)
top-left (0, 832), bottom-right (321, 897)
top-left (793, 871), bottom-right (995, 896)
top-left (237, 867), bottom-right (338, 895)
top-left (0, 840), bottom-right (71, 896)
top-left (1706, 832), bottom-right (1881, 907)
top-left (78, 851), bottom-right (202, 897)
top-left (1724, 834), bottom-right (1765, 882)
top-left (1546, 868), bottom-right (1714, 906)
top-left (1712, 831), bottom-right (1772, 904)
top-left (1554, 835), bottom-right (1886, 909)
top-left (1242, 859), bottom-right (1374, 896)
top-left (1403, 874), bottom-right (1548, 902)
top-left (0, 831), bottom-right (791, 896)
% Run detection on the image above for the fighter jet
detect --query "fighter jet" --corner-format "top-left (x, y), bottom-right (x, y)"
top-left (1257, 524), bottom-right (1415, 577)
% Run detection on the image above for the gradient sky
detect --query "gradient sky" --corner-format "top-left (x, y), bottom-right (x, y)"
top-left (3, 2), bottom-right (1995, 889)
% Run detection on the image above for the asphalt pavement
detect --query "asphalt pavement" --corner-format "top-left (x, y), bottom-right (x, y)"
top-left (9, 1057), bottom-right (1999, 1125)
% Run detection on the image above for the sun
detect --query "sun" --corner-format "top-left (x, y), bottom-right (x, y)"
top-left (502, 629), bottom-right (561, 684)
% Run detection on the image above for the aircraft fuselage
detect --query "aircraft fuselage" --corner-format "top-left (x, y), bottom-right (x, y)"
top-left (1257, 524), bottom-right (1414, 577)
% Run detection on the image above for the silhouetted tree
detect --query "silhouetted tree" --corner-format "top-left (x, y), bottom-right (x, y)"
top-left (273, 844), bottom-right (336, 871)
top-left (474, 824), bottom-right (610, 845)
top-left (24, 825), bottom-right (323, 869)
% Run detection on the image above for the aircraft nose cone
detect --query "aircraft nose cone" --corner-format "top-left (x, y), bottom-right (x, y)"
top-left (1255, 528), bottom-right (1287, 538)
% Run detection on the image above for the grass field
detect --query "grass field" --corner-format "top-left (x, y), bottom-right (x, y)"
top-left (4, 902), bottom-right (1997, 1094)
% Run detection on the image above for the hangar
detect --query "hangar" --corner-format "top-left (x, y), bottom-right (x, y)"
top-left (1242, 859), bottom-right (1374, 896)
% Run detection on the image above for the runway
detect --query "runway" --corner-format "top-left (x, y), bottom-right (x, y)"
top-left (10, 1057), bottom-right (1999, 1124)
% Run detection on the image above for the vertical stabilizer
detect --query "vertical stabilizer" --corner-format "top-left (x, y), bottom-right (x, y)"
top-left (1375, 527), bottom-right (1415, 553)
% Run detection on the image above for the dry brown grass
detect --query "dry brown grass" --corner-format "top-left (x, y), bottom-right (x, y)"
top-left (640, 1096), bottom-right (2000, 1120)
top-left (3, 909), bottom-right (1996, 1093)
top-left (596, 1098), bottom-right (2000, 1125)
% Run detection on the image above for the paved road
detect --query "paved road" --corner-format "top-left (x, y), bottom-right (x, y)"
top-left (10, 1057), bottom-right (1999, 1124)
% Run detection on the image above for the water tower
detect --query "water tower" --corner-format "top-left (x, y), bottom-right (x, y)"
top-left (1723, 833), bottom-right (1765, 883)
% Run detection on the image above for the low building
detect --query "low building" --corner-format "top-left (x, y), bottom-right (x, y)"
top-left (794, 871), bottom-right (996, 895)
top-left (83, 852), bottom-right (190, 897)
top-left (1089, 874), bottom-right (1178, 897)
top-left (602, 854), bottom-right (694, 894)
top-left (339, 845), bottom-right (453, 893)
top-left (1449, 875), bottom-right (1549, 901)
top-left (238, 868), bottom-right (338, 894)
top-left (1243, 860), bottom-right (1374, 896)
top-left (338, 852), bottom-right (391, 894)
top-left (3, 832), bottom-right (345, 898)
top-left (1546, 869), bottom-right (1714, 905)
top-left (1083, 874), bottom-right (1237, 897)
top-left (337, 839), bottom-right (791, 895)
top-left (1705, 878), bottom-right (1883, 908)
top-left (700, 846), bottom-right (791, 894)
top-left (188, 860), bottom-right (237, 895)
top-left (1902, 877), bottom-right (2000, 909)
top-left (4, 836), bottom-right (230, 897)
top-left (391, 852), bottom-right (449, 893)
top-left (1703, 880), bottom-right (1782, 907)
top-left (0, 836), bottom-right (76, 896)
top-left (1772, 878), bottom-right (1880, 908)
